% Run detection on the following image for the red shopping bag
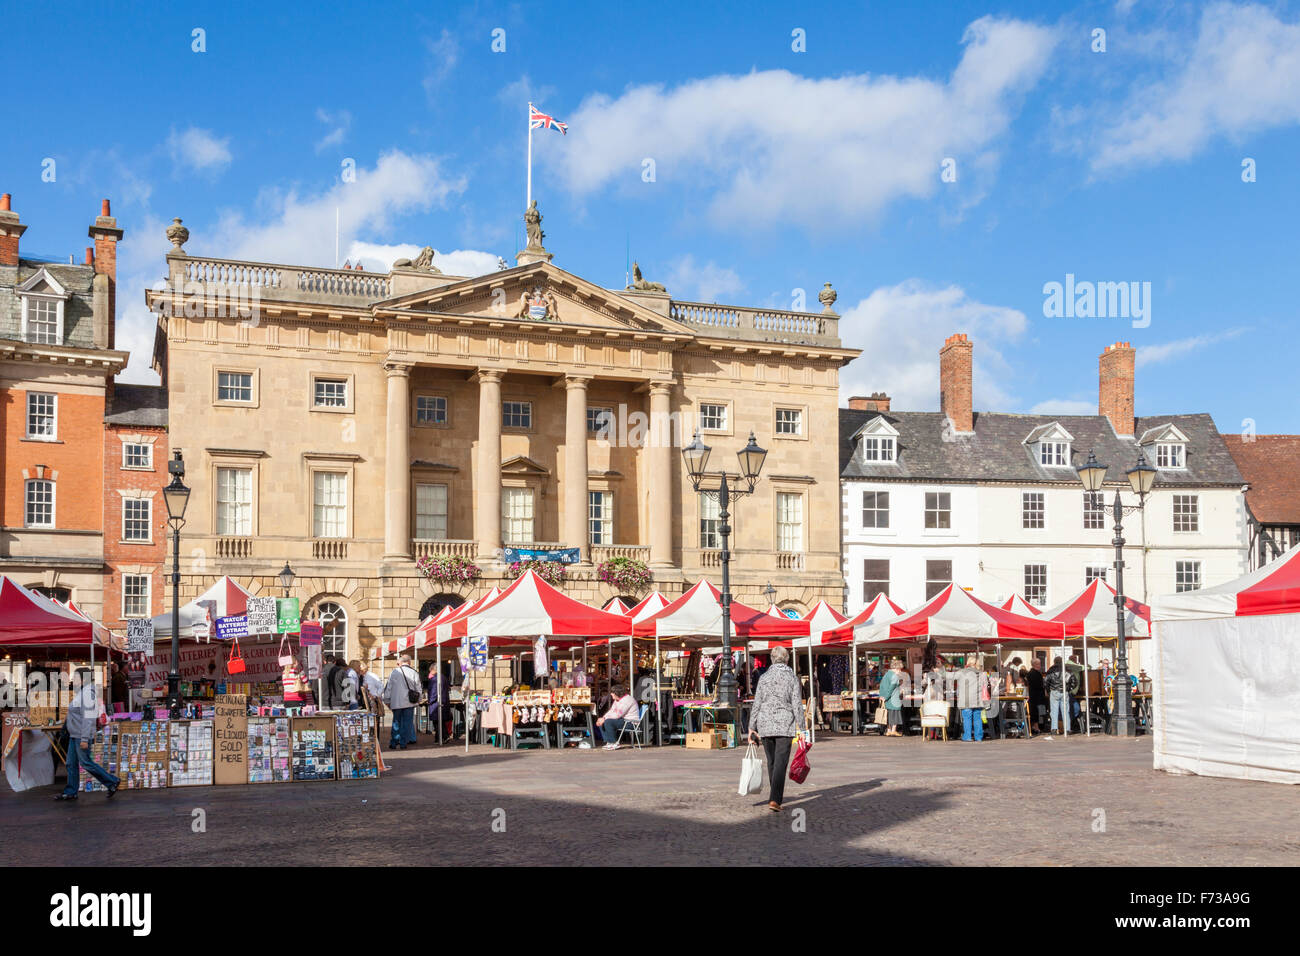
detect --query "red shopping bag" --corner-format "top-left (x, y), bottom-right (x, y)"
top-left (226, 637), bottom-right (246, 675)
top-left (788, 735), bottom-right (812, 784)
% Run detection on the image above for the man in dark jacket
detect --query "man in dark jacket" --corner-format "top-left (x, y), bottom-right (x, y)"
top-left (1025, 659), bottom-right (1048, 734)
top-left (326, 657), bottom-right (347, 709)
top-left (1043, 657), bottom-right (1078, 734)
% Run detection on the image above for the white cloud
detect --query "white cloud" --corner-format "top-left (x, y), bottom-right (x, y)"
top-left (498, 75), bottom-right (557, 109)
top-left (1092, 3), bottom-right (1300, 170)
top-left (346, 241), bottom-right (500, 277)
top-left (1135, 327), bottom-right (1247, 367)
top-left (165, 127), bottom-right (232, 173)
top-left (423, 29), bottom-right (459, 99)
top-left (664, 255), bottom-right (742, 302)
top-left (114, 151), bottom-right (471, 383)
top-left (1029, 398), bottom-right (1095, 415)
top-left (838, 280), bottom-right (1029, 410)
top-left (315, 108), bottom-right (352, 153)
top-left (550, 16), bottom-right (1058, 230)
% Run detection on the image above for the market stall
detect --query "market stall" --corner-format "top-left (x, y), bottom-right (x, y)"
top-left (1001, 593), bottom-right (1043, 616)
top-left (1149, 543), bottom-right (1300, 784)
top-left (147, 575), bottom-right (253, 637)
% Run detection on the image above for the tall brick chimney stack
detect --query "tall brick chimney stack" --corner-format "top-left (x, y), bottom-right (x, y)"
top-left (0, 193), bottom-right (27, 268)
top-left (88, 198), bottom-right (123, 349)
top-left (1099, 341), bottom-right (1136, 436)
top-left (939, 333), bottom-right (974, 434)
top-left (848, 392), bottom-right (892, 412)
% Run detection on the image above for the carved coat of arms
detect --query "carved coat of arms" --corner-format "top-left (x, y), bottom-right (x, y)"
top-left (516, 285), bottom-right (559, 321)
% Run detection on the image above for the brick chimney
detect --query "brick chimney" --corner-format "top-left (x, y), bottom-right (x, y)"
top-left (1099, 341), bottom-right (1136, 436)
top-left (88, 198), bottom-right (122, 349)
top-left (848, 392), bottom-right (891, 412)
top-left (939, 333), bottom-right (974, 433)
top-left (0, 193), bottom-right (27, 268)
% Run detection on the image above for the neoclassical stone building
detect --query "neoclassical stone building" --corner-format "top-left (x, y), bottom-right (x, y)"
top-left (147, 212), bottom-right (859, 661)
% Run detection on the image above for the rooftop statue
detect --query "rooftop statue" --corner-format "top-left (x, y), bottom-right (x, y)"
top-left (626, 261), bottom-right (666, 293)
top-left (393, 246), bottom-right (442, 273)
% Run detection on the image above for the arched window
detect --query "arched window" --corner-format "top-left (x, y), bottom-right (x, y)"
top-left (419, 593), bottom-right (464, 622)
top-left (314, 602), bottom-right (347, 661)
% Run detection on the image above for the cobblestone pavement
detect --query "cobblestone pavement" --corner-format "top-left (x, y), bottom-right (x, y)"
top-left (3, 734), bottom-right (1296, 866)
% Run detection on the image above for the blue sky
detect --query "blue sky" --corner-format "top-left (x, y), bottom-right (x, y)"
top-left (7, 0), bottom-right (1299, 431)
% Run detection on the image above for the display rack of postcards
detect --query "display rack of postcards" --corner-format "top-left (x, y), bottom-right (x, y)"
top-left (334, 711), bottom-right (379, 779)
top-left (82, 723), bottom-right (120, 793)
top-left (290, 715), bottom-right (336, 781)
top-left (168, 719), bottom-right (215, 787)
top-left (117, 720), bottom-right (169, 789)
top-left (247, 716), bottom-right (292, 784)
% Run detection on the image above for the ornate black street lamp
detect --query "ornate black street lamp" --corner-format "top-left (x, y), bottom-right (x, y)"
top-left (278, 561), bottom-right (296, 598)
top-left (682, 429), bottom-right (767, 712)
top-left (1077, 449), bottom-right (1157, 737)
top-left (162, 451), bottom-right (191, 717)
top-left (763, 581), bottom-right (777, 607)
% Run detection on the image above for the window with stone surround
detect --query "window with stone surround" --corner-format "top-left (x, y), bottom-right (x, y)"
top-left (415, 483), bottom-right (448, 540)
top-left (416, 394), bottom-right (448, 426)
top-left (777, 492), bottom-right (804, 552)
top-left (123, 442), bottom-right (153, 470)
top-left (699, 494), bottom-right (721, 549)
top-left (312, 472), bottom-right (348, 538)
top-left (216, 468), bottom-right (253, 536)
top-left (217, 370), bottom-right (254, 403)
top-left (588, 491), bottom-right (613, 545)
top-left (774, 407), bottom-right (803, 436)
top-left (503, 401), bottom-right (532, 430)
top-left (122, 498), bottom-right (151, 542)
top-left (313, 377), bottom-right (348, 408)
top-left (25, 479), bottom-right (54, 528)
top-left (122, 574), bottom-right (150, 619)
top-left (698, 403), bottom-right (728, 432)
top-left (502, 488), bottom-right (535, 544)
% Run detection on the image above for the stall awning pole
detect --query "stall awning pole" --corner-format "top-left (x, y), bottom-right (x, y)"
top-left (1062, 635), bottom-right (1069, 738)
top-left (851, 632), bottom-right (859, 736)
top-left (655, 634), bottom-right (662, 747)
top-left (1084, 633), bottom-right (1091, 737)
top-left (807, 641), bottom-right (815, 745)
top-left (436, 642), bottom-right (443, 746)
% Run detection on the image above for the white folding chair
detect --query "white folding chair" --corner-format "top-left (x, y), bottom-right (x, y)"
top-left (615, 704), bottom-right (651, 750)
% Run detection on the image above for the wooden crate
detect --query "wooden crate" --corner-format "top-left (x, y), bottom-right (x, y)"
top-left (685, 731), bottom-right (728, 750)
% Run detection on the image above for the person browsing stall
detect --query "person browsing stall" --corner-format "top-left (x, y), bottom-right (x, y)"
top-left (383, 654), bottom-right (421, 750)
top-left (597, 684), bottom-right (640, 750)
top-left (879, 657), bottom-right (908, 737)
top-left (55, 669), bottom-right (120, 801)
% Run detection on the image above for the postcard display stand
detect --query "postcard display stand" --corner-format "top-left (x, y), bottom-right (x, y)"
top-left (247, 717), bottom-right (292, 784)
top-left (117, 720), bottom-right (170, 790)
top-left (169, 720), bottom-right (215, 787)
top-left (291, 715), bottom-right (336, 782)
top-left (334, 712), bottom-right (379, 779)
top-left (82, 724), bottom-right (119, 793)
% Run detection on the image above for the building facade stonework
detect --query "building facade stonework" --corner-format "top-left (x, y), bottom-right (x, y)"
top-left (147, 216), bottom-right (860, 661)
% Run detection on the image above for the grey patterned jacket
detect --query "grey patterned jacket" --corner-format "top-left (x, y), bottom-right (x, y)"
top-left (749, 663), bottom-right (804, 738)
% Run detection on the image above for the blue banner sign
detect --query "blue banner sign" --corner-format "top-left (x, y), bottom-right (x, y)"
top-left (214, 614), bottom-right (248, 641)
top-left (502, 546), bottom-right (580, 564)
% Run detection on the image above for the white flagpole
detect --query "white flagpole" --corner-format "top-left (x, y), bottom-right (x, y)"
top-left (526, 103), bottom-right (533, 209)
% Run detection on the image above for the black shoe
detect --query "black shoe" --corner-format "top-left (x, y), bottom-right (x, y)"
top-left (106, 783), bottom-right (119, 799)
top-left (54, 793), bottom-right (77, 801)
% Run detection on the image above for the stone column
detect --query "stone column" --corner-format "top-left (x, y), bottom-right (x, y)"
top-left (383, 362), bottom-right (412, 560)
top-left (648, 382), bottom-right (674, 568)
top-left (475, 369), bottom-right (504, 562)
top-left (564, 375), bottom-right (592, 564)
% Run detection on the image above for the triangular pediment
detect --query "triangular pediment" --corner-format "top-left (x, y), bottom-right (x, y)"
top-left (18, 268), bottom-right (70, 298)
top-left (373, 261), bottom-right (697, 338)
top-left (1024, 421), bottom-right (1074, 445)
top-left (852, 415), bottom-right (899, 440)
top-left (1137, 423), bottom-right (1188, 446)
top-left (502, 455), bottom-right (550, 476)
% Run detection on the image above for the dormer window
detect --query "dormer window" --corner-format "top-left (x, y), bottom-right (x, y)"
top-left (1039, 441), bottom-right (1070, 467)
top-left (854, 415), bottom-right (900, 464)
top-left (17, 268), bottom-right (70, 346)
top-left (1156, 442), bottom-right (1185, 469)
top-left (1138, 424), bottom-right (1189, 470)
top-left (863, 436), bottom-right (895, 462)
top-left (1024, 422), bottom-right (1074, 468)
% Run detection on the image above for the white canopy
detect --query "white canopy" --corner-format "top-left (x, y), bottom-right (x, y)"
top-left (149, 576), bottom-right (254, 638)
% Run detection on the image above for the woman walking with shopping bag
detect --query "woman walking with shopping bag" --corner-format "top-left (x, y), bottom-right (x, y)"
top-left (746, 645), bottom-right (806, 812)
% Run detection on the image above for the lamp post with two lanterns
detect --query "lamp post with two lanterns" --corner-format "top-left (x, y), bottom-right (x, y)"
top-left (680, 429), bottom-right (768, 711)
top-left (1075, 449), bottom-right (1157, 738)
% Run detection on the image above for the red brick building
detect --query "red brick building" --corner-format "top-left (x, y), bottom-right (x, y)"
top-left (0, 193), bottom-right (129, 616)
top-left (1222, 434), bottom-right (1300, 569)
top-left (102, 385), bottom-right (169, 628)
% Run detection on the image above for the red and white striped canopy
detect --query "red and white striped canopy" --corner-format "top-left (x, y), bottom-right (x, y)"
top-left (632, 579), bottom-right (809, 639)
top-left (764, 604), bottom-right (784, 617)
top-left (1001, 594), bottom-right (1042, 616)
top-left (820, 593), bottom-right (907, 644)
top-left (750, 600), bottom-right (849, 650)
top-left (628, 591), bottom-right (671, 623)
top-left (0, 576), bottom-right (96, 647)
top-left (369, 603), bottom-right (465, 660)
top-left (856, 584), bottom-right (1066, 646)
top-left (603, 596), bottom-right (633, 615)
top-left (1153, 542), bottom-right (1300, 620)
top-left (1042, 579), bottom-right (1150, 639)
top-left (428, 587), bottom-right (504, 645)
top-left (441, 570), bottom-right (632, 641)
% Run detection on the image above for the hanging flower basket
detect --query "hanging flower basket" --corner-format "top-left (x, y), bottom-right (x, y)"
top-left (416, 554), bottom-right (481, 586)
top-left (596, 557), bottom-right (652, 594)
top-left (506, 560), bottom-right (567, 586)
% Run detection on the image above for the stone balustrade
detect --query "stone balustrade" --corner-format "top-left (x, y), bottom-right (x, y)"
top-left (590, 545), bottom-right (651, 564)
top-left (669, 300), bottom-right (840, 346)
top-left (215, 537), bottom-right (254, 559)
top-left (313, 539), bottom-right (348, 560)
top-left (179, 256), bottom-right (391, 305)
top-left (412, 539), bottom-right (478, 559)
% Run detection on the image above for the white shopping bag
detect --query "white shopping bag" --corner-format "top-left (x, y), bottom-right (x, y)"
top-left (738, 742), bottom-right (763, 795)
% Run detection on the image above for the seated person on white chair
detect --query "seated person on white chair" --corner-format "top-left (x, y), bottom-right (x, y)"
top-left (597, 684), bottom-right (639, 750)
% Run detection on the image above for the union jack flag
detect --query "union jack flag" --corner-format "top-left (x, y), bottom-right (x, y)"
top-left (529, 102), bottom-right (567, 135)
